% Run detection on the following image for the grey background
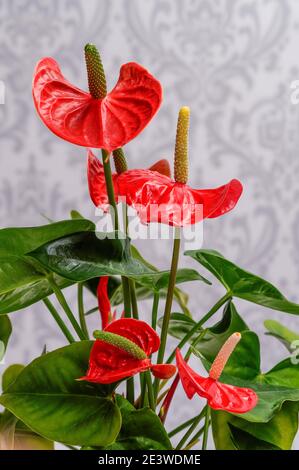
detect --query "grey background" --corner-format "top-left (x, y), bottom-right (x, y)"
top-left (1, 0), bottom-right (299, 448)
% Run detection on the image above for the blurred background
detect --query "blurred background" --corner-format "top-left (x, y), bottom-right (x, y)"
top-left (1, 0), bottom-right (299, 447)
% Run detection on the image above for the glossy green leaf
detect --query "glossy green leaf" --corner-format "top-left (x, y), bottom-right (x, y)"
top-left (159, 301), bottom-right (248, 361)
top-left (212, 401), bottom-right (299, 450)
top-left (0, 219), bottom-right (97, 314)
top-left (0, 341), bottom-right (121, 446)
top-left (264, 319), bottom-right (299, 352)
top-left (185, 249), bottom-right (299, 314)
top-left (0, 219), bottom-right (94, 257)
top-left (29, 231), bottom-right (162, 282)
top-left (103, 396), bottom-right (172, 450)
top-left (0, 315), bottom-right (12, 360)
top-left (0, 269), bottom-right (72, 315)
top-left (2, 364), bottom-right (25, 392)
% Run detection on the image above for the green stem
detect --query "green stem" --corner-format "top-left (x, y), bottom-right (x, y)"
top-left (154, 228), bottom-right (180, 399)
top-left (126, 377), bottom-right (135, 404)
top-left (48, 277), bottom-right (86, 340)
top-left (129, 279), bottom-right (139, 319)
top-left (43, 298), bottom-right (75, 344)
top-left (139, 373), bottom-right (147, 408)
top-left (184, 425), bottom-right (205, 450)
top-left (168, 415), bottom-right (200, 438)
top-left (151, 292), bottom-right (160, 330)
top-left (77, 283), bottom-right (89, 338)
top-left (145, 370), bottom-right (155, 411)
top-left (122, 277), bottom-right (131, 318)
top-left (101, 150), bottom-right (119, 230)
top-left (176, 406), bottom-right (207, 450)
top-left (202, 406), bottom-right (211, 450)
top-left (166, 293), bottom-right (231, 364)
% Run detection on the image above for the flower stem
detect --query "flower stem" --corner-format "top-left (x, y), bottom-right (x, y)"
top-left (166, 293), bottom-right (231, 364)
top-left (151, 292), bottom-right (160, 330)
top-left (176, 406), bottom-right (207, 450)
top-left (48, 277), bottom-right (86, 340)
top-left (202, 406), bottom-right (211, 450)
top-left (43, 298), bottom-right (75, 344)
top-left (154, 227), bottom-right (180, 399)
top-left (101, 150), bottom-right (119, 230)
top-left (129, 279), bottom-right (139, 319)
top-left (168, 414), bottom-right (201, 438)
top-left (145, 370), bottom-right (155, 411)
top-left (77, 283), bottom-right (89, 338)
top-left (183, 424), bottom-right (205, 450)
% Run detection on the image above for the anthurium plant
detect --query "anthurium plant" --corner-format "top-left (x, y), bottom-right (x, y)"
top-left (0, 44), bottom-right (299, 451)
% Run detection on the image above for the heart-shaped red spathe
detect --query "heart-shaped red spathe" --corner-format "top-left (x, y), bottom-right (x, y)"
top-left (176, 349), bottom-right (257, 413)
top-left (33, 58), bottom-right (162, 152)
top-left (87, 150), bottom-right (171, 210)
top-left (81, 318), bottom-right (176, 384)
top-left (116, 169), bottom-right (243, 227)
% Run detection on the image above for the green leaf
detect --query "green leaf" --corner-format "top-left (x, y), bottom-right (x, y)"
top-left (0, 269), bottom-right (72, 315)
top-left (264, 319), bottom-right (299, 352)
top-left (0, 411), bottom-right (54, 450)
top-left (103, 396), bottom-right (172, 450)
top-left (160, 301), bottom-right (248, 362)
top-left (0, 219), bottom-right (97, 314)
top-left (0, 219), bottom-right (94, 257)
top-left (185, 249), bottom-right (299, 314)
top-left (140, 268), bottom-right (211, 291)
top-left (2, 364), bottom-right (25, 392)
top-left (0, 315), bottom-right (12, 360)
top-left (212, 401), bottom-right (299, 450)
top-left (29, 231), bottom-right (163, 282)
top-left (0, 364), bottom-right (53, 450)
top-left (0, 341), bottom-right (121, 446)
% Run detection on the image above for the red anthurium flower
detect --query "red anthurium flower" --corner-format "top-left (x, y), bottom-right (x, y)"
top-left (116, 170), bottom-right (243, 227)
top-left (176, 333), bottom-right (258, 413)
top-left (87, 149), bottom-right (171, 211)
top-left (81, 318), bottom-right (176, 384)
top-left (33, 47), bottom-right (162, 151)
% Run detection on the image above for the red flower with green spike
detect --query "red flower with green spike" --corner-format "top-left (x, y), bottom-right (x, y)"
top-left (81, 318), bottom-right (176, 384)
top-left (32, 44), bottom-right (162, 152)
top-left (176, 333), bottom-right (258, 413)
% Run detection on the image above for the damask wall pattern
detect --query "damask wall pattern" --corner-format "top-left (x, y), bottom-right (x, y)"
top-left (1, 0), bottom-right (299, 446)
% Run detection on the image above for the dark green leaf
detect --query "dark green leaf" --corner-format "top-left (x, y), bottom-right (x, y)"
top-left (160, 301), bottom-right (248, 362)
top-left (0, 269), bottom-right (72, 315)
top-left (0, 219), bottom-right (94, 257)
top-left (0, 341), bottom-right (121, 446)
top-left (212, 401), bottom-right (299, 450)
top-left (103, 396), bottom-right (172, 450)
top-left (185, 249), bottom-right (299, 314)
top-left (0, 315), bottom-right (12, 360)
top-left (264, 319), bottom-right (299, 352)
top-left (29, 231), bottom-right (162, 282)
top-left (2, 364), bottom-right (24, 392)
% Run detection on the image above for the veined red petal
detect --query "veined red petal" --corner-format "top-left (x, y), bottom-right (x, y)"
top-left (151, 363), bottom-right (177, 379)
top-left (33, 59), bottom-right (162, 151)
top-left (81, 339), bottom-right (151, 384)
top-left (176, 349), bottom-right (257, 414)
top-left (117, 170), bottom-right (243, 226)
top-left (97, 277), bottom-right (111, 329)
top-left (105, 318), bottom-right (160, 356)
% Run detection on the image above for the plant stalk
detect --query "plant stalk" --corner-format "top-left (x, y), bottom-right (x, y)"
top-left (202, 406), bottom-right (211, 450)
top-left (176, 406), bottom-right (206, 450)
top-left (77, 283), bottom-right (89, 338)
top-left (43, 298), bottom-right (75, 344)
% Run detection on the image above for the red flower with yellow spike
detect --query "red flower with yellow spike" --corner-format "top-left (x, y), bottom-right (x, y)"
top-left (33, 44), bottom-right (162, 152)
top-left (81, 318), bottom-right (176, 384)
top-left (176, 333), bottom-right (258, 413)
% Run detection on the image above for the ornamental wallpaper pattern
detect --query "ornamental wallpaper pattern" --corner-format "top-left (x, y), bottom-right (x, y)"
top-left (1, 0), bottom-right (299, 446)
